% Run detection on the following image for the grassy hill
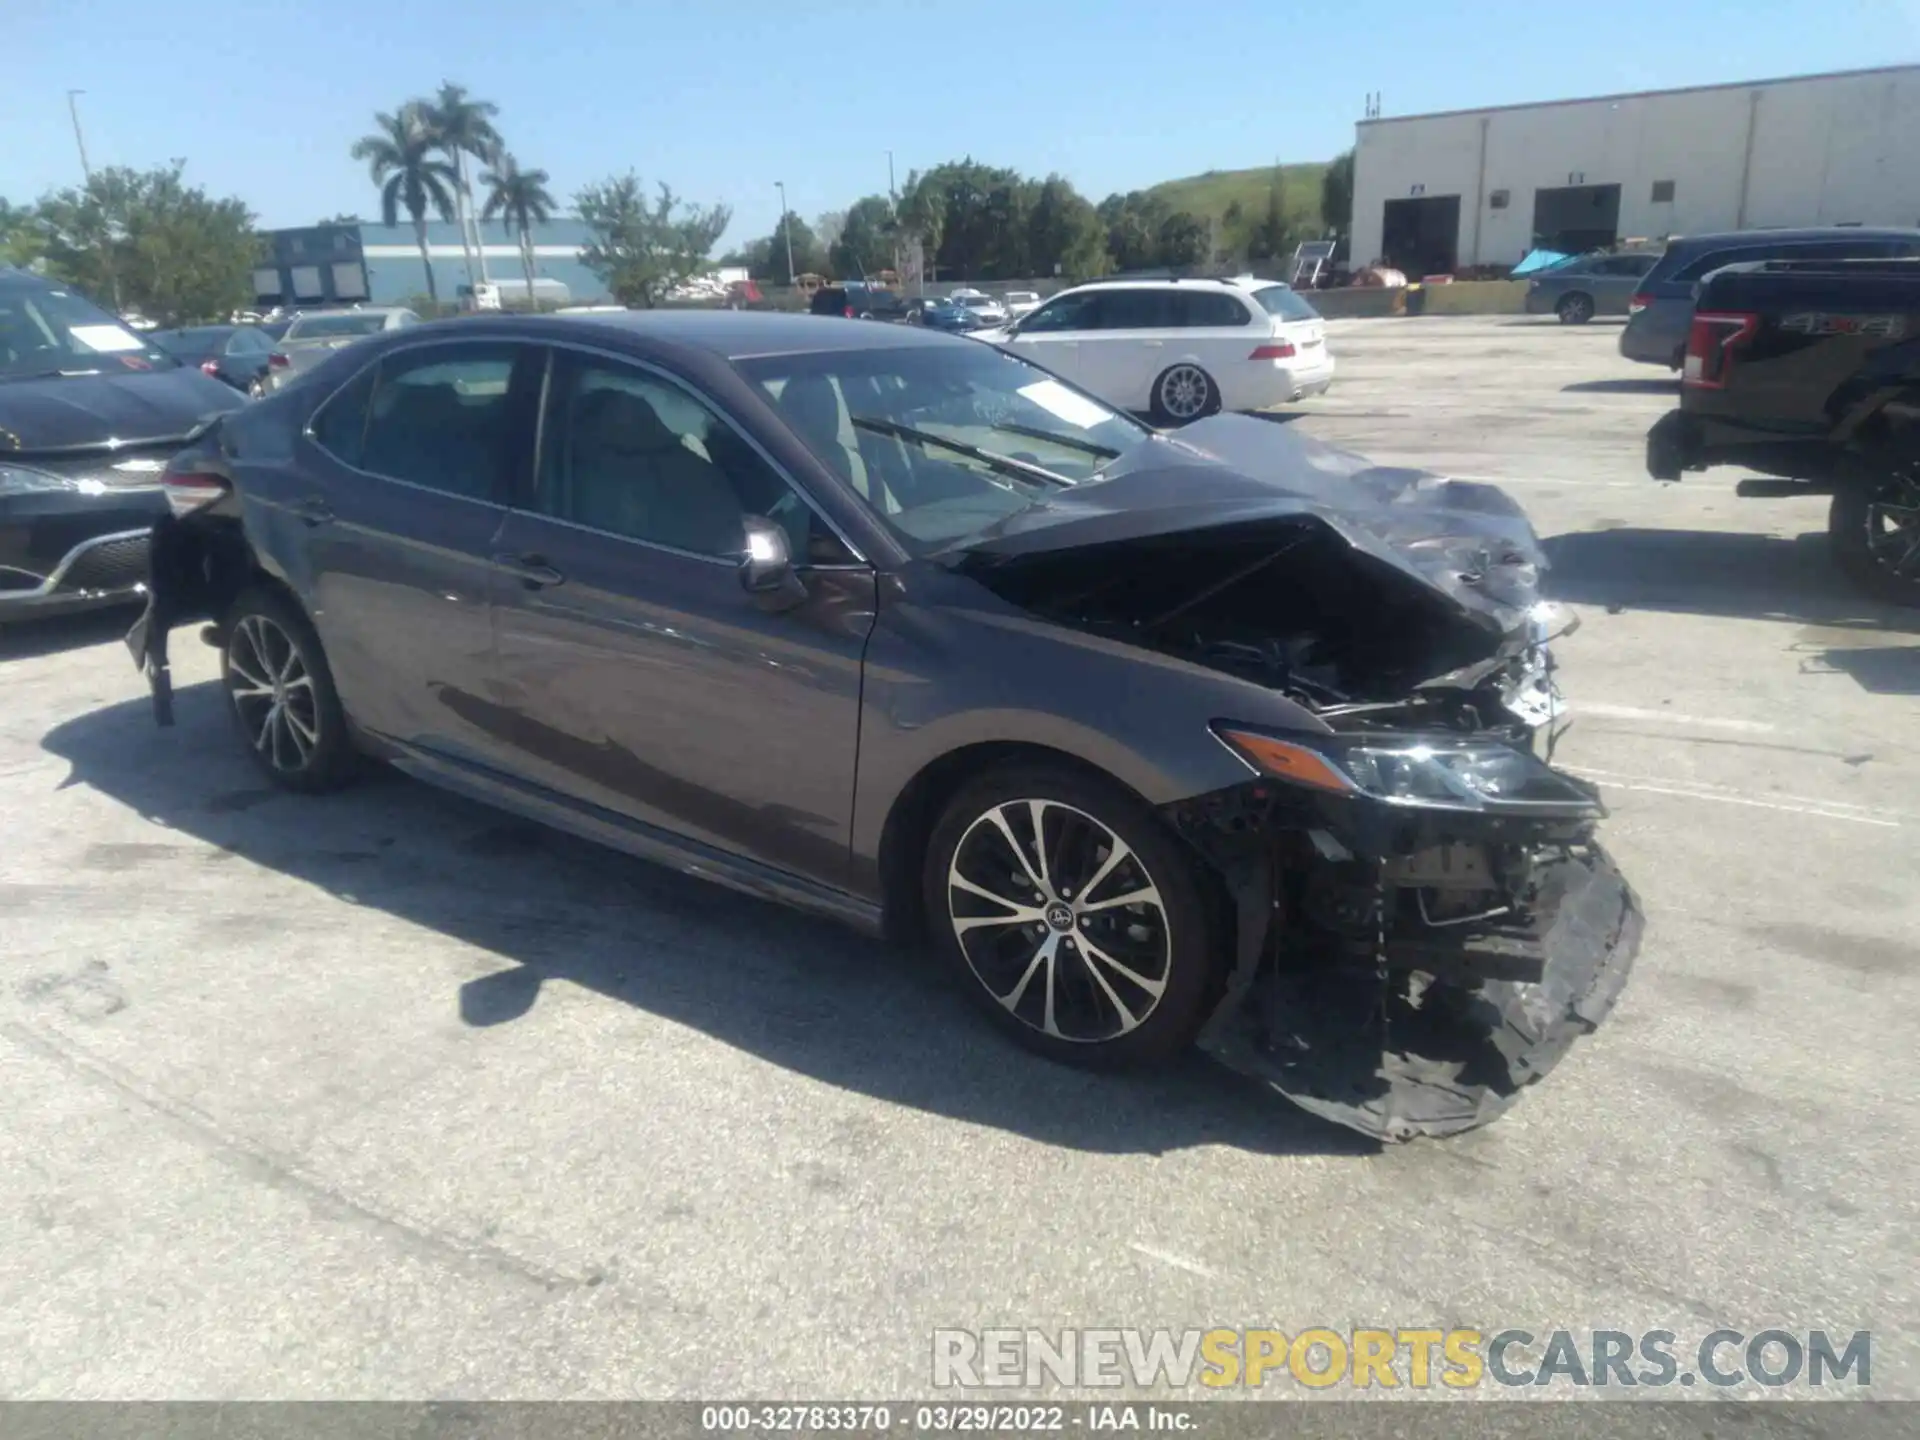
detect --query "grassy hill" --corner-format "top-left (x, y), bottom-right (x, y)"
top-left (1144, 162), bottom-right (1330, 235)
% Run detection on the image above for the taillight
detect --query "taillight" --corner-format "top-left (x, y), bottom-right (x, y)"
top-left (1682, 311), bottom-right (1759, 389)
top-left (1628, 293), bottom-right (1653, 315)
top-left (163, 470), bottom-right (229, 518)
top-left (1250, 341), bottom-right (1298, 360)
top-left (199, 358), bottom-right (220, 376)
top-left (844, 306), bottom-right (856, 318)
top-left (268, 352), bottom-right (289, 368)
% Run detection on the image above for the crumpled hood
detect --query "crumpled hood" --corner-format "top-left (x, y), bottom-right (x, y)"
top-left (0, 366), bottom-right (243, 455)
top-left (939, 413), bottom-right (1547, 634)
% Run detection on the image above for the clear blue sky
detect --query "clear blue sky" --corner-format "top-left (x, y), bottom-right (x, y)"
top-left (11, 0), bottom-right (1911, 247)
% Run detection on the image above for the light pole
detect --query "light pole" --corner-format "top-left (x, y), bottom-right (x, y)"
top-left (775, 181), bottom-right (795, 285)
top-left (66, 89), bottom-right (123, 312)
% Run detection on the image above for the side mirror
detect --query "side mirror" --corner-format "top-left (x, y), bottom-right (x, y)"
top-left (739, 515), bottom-right (808, 612)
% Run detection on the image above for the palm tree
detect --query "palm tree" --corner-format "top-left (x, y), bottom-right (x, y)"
top-left (425, 82), bottom-right (502, 290)
top-left (479, 154), bottom-right (555, 311)
top-left (350, 104), bottom-right (458, 305)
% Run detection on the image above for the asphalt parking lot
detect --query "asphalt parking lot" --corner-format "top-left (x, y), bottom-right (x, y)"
top-left (0, 314), bottom-right (1914, 1403)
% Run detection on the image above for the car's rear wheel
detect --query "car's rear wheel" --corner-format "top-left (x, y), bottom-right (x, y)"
top-left (221, 586), bottom-right (356, 792)
top-left (247, 377), bottom-right (265, 399)
top-left (1150, 364), bottom-right (1219, 426)
top-left (923, 764), bottom-right (1222, 1067)
top-left (1830, 468), bottom-right (1920, 607)
top-left (1555, 292), bottom-right (1594, 324)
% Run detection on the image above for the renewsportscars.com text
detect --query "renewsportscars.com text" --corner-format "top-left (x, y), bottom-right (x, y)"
top-left (931, 1328), bottom-right (1872, 1391)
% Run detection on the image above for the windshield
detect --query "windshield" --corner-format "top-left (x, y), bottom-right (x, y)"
top-left (736, 341), bottom-right (1152, 550)
top-left (1251, 285), bottom-right (1322, 322)
top-left (0, 283), bottom-right (179, 379)
top-left (286, 312), bottom-right (389, 340)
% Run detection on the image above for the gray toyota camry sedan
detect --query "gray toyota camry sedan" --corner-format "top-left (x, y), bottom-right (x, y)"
top-left (126, 311), bottom-right (1642, 1142)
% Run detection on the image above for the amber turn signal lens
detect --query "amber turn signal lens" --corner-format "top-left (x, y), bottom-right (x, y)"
top-left (1215, 729), bottom-right (1354, 793)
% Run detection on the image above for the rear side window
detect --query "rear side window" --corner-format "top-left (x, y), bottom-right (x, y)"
top-left (357, 343), bottom-right (521, 500)
top-left (1096, 289), bottom-right (1173, 329)
top-left (1251, 285), bottom-right (1322, 322)
top-left (1171, 291), bottom-right (1252, 326)
top-left (307, 363), bottom-right (377, 469)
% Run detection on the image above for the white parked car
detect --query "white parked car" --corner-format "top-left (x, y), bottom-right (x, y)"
top-left (973, 277), bottom-right (1334, 425)
top-left (1003, 290), bottom-right (1043, 318)
top-left (946, 289), bottom-right (1009, 325)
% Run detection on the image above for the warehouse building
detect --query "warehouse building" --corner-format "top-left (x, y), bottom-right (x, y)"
top-left (253, 217), bottom-right (610, 309)
top-left (1349, 64), bottom-right (1920, 278)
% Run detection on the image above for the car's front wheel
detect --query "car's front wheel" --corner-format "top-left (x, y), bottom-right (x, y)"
top-left (221, 586), bottom-right (357, 791)
top-left (1150, 364), bottom-right (1219, 426)
top-left (924, 765), bottom-right (1222, 1067)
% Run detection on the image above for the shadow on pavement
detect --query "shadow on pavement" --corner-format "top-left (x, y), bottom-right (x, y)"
top-left (0, 605), bottom-right (140, 661)
top-left (1800, 644), bottom-right (1920, 695)
top-left (1561, 377), bottom-right (1677, 395)
top-left (1495, 316), bottom-right (1628, 327)
top-left (40, 680), bottom-right (1373, 1161)
top-left (1543, 526), bottom-right (1920, 636)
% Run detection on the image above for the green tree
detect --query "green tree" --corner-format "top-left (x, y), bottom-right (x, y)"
top-left (576, 173), bottom-right (731, 307)
top-left (766, 210), bottom-right (821, 281)
top-left (1, 198), bottom-right (47, 271)
top-left (425, 82), bottom-right (503, 290)
top-left (1155, 209), bottom-right (1210, 269)
top-left (1245, 165), bottom-right (1295, 264)
top-left (1321, 149), bottom-right (1355, 237)
top-left (37, 163), bottom-right (258, 325)
top-left (1099, 191), bottom-right (1170, 271)
top-left (895, 169), bottom-right (945, 278)
top-left (351, 104), bottom-right (459, 304)
top-left (828, 195), bottom-right (894, 278)
top-left (479, 153), bottom-right (556, 309)
top-left (1025, 176), bottom-right (1108, 280)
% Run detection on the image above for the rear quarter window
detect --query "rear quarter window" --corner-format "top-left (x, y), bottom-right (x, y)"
top-left (1252, 285), bottom-right (1322, 322)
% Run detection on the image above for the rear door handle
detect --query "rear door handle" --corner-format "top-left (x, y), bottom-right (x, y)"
top-left (493, 552), bottom-right (565, 589)
top-left (292, 497), bottom-right (334, 526)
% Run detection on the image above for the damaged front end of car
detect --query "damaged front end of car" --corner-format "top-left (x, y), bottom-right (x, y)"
top-left (947, 426), bottom-right (1644, 1141)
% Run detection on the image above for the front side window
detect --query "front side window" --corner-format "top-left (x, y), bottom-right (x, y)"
top-left (1017, 292), bottom-right (1101, 332)
top-left (356, 343), bottom-right (520, 499)
top-left (737, 341), bottom-right (1152, 552)
top-left (537, 353), bottom-right (814, 560)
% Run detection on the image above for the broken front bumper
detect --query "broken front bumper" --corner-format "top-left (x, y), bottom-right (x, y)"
top-left (1173, 784), bottom-right (1645, 1144)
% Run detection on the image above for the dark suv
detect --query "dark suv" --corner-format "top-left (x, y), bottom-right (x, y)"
top-left (1620, 226), bottom-right (1920, 367)
top-left (809, 282), bottom-right (907, 321)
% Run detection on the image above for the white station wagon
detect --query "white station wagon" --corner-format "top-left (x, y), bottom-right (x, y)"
top-left (974, 276), bottom-right (1334, 425)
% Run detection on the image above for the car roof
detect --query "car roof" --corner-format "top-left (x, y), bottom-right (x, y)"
top-left (1666, 226), bottom-right (1920, 251)
top-left (494, 309), bottom-right (965, 360)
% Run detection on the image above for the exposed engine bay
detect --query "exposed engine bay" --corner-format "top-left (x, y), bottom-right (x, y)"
top-left (948, 425), bottom-right (1638, 1142)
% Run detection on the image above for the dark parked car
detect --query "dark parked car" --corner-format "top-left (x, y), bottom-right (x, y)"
top-left (151, 324), bottom-right (279, 396)
top-left (903, 295), bottom-right (988, 332)
top-left (0, 268), bottom-right (243, 621)
top-left (1620, 227), bottom-right (1920, 367)
top-left (1647, 255), bottom-right (1920, 605)
top-left (127, 312), bottom-right (1642, 1141)
top-left (1522, 251), bottom-right (1661, 323)
top-left (809, 282), bottom-right (907, 321)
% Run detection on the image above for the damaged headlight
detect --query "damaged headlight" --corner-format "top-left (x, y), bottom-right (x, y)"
top-left (0, 464), bottom-right (78, 497)
top-left (1214, 725), bottom-right (1601, 816)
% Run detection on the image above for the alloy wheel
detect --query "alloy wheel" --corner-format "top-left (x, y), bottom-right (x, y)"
top-left (227, 614), bottom-right (321, 773)
top-left (946, 799), bottom-right (1172, 1043)
top-left (1157, 365), bottom-right (1213, 422)
top-left (1864, 474), bottom-right (1920, 582)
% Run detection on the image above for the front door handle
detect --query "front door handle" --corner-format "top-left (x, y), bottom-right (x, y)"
top-left (493, 552), bottom-right (565, 589)
top-left (292, 496), bottom-right (333, 526)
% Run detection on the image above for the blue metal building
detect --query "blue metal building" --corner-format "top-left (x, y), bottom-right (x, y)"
top-left (254, 217), bottom-right (611, 308)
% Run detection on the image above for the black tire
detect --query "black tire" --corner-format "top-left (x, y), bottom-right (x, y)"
top-left (923, 763), bottom-right (1222, 1068)
top-left (1830, 474), bottom-right (1920, 606)
top-left (1148, 363), bottom-right (1220, 427)
top-left (219, 585), bottom-right (357, 792)
top-left (1555, 292), bottom-right (1594, 324)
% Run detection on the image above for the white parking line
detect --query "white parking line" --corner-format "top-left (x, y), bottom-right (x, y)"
top-left (1128, 1242), bottom-right (1218, 1279)
top-left (1577, 703), bottom-right (1778, 733)
top-left (1568, 765), bottom-right (1903, 828)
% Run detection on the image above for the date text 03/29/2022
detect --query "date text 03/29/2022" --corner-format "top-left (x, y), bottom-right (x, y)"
top-left (701, 1406), bottom-right (1194, 1433)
